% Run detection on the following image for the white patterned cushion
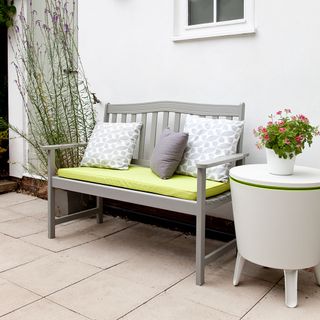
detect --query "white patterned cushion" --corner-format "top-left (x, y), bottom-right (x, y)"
top-left (81, 122), bottom-right (142, 169)
top-left (177, 115), bottom-right (244, 181)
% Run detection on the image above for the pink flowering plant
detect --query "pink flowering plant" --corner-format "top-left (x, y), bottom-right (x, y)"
top-left (254, 109), bottom-right (319, 159)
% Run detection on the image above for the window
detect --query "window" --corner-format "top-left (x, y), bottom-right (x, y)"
top-left (173, 0), bottom-right (255, 41)
top-left (188, 0), bottom-right (214, 26)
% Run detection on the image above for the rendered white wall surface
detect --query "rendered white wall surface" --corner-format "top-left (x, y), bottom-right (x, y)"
top-left (78, 0), bottom-right (320, 169)
top-left (8, 0), bottom-right (46, 178)
top-left (8, 0), bottom-right (26, 178)
top-left (8, 0), bottom-right (320, 186)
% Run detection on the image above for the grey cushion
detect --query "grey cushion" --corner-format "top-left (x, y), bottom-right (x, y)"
top-left (150, 129), bottom-right (188, 179)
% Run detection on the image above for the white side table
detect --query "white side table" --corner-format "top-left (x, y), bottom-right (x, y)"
top-left (229, 164), bottom-right (320, 308)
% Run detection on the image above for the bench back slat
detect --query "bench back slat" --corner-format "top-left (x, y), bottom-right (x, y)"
top-left (110, 113), bottom-right (116, 122)
top-left (138, 113), bottom-right (147, 160)
top-left (148, 112), bottom-right (158, 158)
top-left (173, 112), bottom-right (181, 132)
top-left (104, 101), bottom-right (245, 166)
top-left (120, 114), bottom-right (127, 123)
top-left (162, 112), bottom-right (169, 131)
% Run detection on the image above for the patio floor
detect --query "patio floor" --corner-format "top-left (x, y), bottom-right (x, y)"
top-left (0, 192), bottom-right (319, 319)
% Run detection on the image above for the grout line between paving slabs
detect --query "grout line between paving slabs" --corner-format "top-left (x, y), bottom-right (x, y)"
top-left (116, 270), bottom-right (196, 320)
top-left (18, 220), bottom-right (139, 254)
top-left (58, 221), bottom-right (140, 252)
top-left (0, 297), bottom-right (44, 319)
top-left (239, 276), bottom-right (284, 319)
top-left (10, 217), bottom-right (183, 258)
top-left (0, 232), bottom-right (131, 292)
top-left (0, 215), bottom-right (49, 240)
top-left (0, 213), bottom-right (214, 319)
top-left (0, 229), bottom-right (48, 240)
top-left (0, 231), bottom-right (24, 241)
top-left (0, 218), bottom-right (175, 278)
top-left (0, 252), bottom-right (51, 275)
top-left (0, 197), bottom-right (39, 210)
top-left (2, 200), bottom-right (41, 212)
top-left (0, 296), bottom-right (93, 320)
top-left (0, 274), bottom-right (44, 297)
top-left (0, 212), bottom-right (46, 224)
top-left (43, 297), bottom-right (95, 320)
top-left (45, 260), bottom-right (128, 298)
top-left (0, 260), bottom-right (128, 319)
top-left (0, 214), bottom-right (116, 241)
top-left (43, 261), bottom-right (130, 319)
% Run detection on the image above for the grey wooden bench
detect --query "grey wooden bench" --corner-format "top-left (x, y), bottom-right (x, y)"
top-left (43, 101), bottom-right (247, 285)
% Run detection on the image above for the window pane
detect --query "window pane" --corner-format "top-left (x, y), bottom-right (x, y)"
top-left (217, 0), bottom-right (244, 22)
top-left (188, 0), bottom-right (214, 26)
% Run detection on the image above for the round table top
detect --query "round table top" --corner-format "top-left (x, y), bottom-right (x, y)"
top-left (229, 164), bottom-right (320, 189)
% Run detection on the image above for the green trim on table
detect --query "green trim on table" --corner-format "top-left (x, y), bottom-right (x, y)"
top-left (230, 176), bottom-right (320, 191)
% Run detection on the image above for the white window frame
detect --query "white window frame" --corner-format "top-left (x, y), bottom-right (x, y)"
top-left (173, 0), bottom-right (255, 41)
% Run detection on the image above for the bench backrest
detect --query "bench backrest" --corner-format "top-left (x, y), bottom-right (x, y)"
top-left (104, 101), bottom-right (245, 167)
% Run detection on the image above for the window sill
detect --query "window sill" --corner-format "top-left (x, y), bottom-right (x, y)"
top-left (173, 26), bottom-right (256, 42)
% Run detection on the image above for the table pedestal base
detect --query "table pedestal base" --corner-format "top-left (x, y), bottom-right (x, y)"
top-left (233, 252), bottom-right (320, 308)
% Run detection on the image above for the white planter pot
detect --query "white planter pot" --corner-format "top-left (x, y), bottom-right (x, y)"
top-left (266, 148), bottom-right (296, 175)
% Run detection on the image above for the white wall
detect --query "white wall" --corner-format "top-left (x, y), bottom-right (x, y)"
top-left (78, 0), bottom-right (320, 168)
top-left (8, 0), bottom-right (320, 180)
top-left (8, 0), bottom-right (26, 178)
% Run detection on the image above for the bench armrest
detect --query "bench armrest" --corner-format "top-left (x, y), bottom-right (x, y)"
top-left (42, 142), bottom-right (87, 151)
top-left (196, 153), bottom-right (249, 169)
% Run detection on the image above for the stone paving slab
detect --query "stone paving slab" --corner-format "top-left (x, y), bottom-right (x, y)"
top-left (0, 192), bottom-right (319, 320)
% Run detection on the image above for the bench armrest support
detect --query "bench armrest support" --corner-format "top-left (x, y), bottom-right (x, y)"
top-left (41, 142), bottom-right (87, 151)
top-left (196, 153), bottom-right (249, 207)
top-left (196, 153), bottom-right (249, 169)
top-left (43, 143), bottom-right (87, 181)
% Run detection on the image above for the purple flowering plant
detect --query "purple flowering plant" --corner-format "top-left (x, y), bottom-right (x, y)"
top-left (254, 109), bottom-right (319, 159)
top-left (10, 0), bottom-right (97, 176)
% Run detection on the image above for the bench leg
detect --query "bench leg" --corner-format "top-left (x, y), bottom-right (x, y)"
top-left (196, 209), bottom-right (206, 286)
top-left (48, 186), bottom-right (56, 239)
top-left (96, 197), bottom-right (104, 224)
top-left (47, 149), bottom-right (56, 239)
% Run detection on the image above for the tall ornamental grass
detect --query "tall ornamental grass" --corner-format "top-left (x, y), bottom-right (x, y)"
top-left (11, 0), bottom-right (96, 177)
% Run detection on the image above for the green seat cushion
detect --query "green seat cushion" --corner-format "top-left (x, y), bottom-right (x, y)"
top-left (57, 166), bottom-right (230, 201)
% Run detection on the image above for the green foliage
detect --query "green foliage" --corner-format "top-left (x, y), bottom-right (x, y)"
top-left (0, 0), bottom-right (16, 28)
top-left (0, 117), bottom-right (8, 155)
top-left (254, 109), bottom-right (319, 159)
top-left (11, 0), bottom-right (96, 177)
